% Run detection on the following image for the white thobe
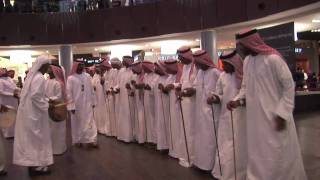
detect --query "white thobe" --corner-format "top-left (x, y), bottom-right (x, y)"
top-left (0, 77), bottom-right (19, 138)
top-left (67, 73), bottom-right (97, 145)
top-left (154, 75), bottom-right (169, 150)
top-left (107, 69), bottom-right (119, 137)
top-left (92, 74), bottom-right (108, 135)
top-left (234, 54), bottom-right (307, 180)
top-left (143, 72), bottom-right (158, 143)
top-left (116, 68), bottom-right (135, 142)
top-left (179, 63), bottom-right (197, 164)
top-left (212, 72), bottom-right (247, 180)
top-left (133, 75), bottom-right (146, 143)
top-left (45, 79), bottom-right (67, 155)
top-left (193, 68), bottom-right (221, 171)
top-left (163, 74), bottom-right (185, 159)
top-left (13, 72), bottom-right (53, 167)
top-left (103, 70), bottom-right (112, 136)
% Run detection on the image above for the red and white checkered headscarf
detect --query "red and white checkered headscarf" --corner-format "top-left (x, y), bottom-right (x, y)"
top-left (70, 62), bottom-right (81, 75)
top-left (236, 29), bottom-right (281, 56)
top-left (155, 61), bottom-right (167, 75)
top-left (142, 60), bottom-right (155, 73)
top-left (163, 59), bottom-right (182, 83)
top-left (50, 65), bottom-right (67, 99)
top-left (193, 50), bottom-right (216, 68)
top-left (220, 50), bottom-right (244, 89)
top-left (177, 46), bottom-right (196, 80)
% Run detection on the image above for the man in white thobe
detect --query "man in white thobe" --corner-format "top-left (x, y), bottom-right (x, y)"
top-left (0, 69), bottom-right (19, 138)
top-left (177, 46), bottom-right (198, 167)
top-left (142, 61), bottom-right (158, 144)
top-left (191, 50), bottom-right (221, 171)
top-left (92, 64), bottom-right (108, 135)
top-left (131, 61), bottom-right (146, 143)
top-left (13, 55), bottom-right (53, 176)
top-left (161, 59), bottom-right (185, 160)
top-left (102, 60), bottom-right (113, 136)
top-left (67, 61), bottom-right (98, 148)
top-left (116, 56), bottom-right (135, 142)
top-left (209, 51), bottom-right (247, 180)
top-left (107, 58), bottom-right (122, 137)
top-left (227, 29), bottom-right (307, 180)
top-left (154, 61), bottom-right (169, 150)
top-left (45, 65), bottom-right (67, 155)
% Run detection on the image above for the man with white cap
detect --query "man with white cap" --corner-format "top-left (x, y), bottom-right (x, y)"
top-left (45, 64), bottom-right (68, 155)
top-left (227, 29), bottom-right (307, 180)
top-left (0, 68), bottom-right (19, 138)
top-left (13, 55), bottom-right (53, 176)
top-left (67, 61), bottom-right (98, 148)
top-left (177, 46), bottom-right (197, 167)
top-left (108, 58), bottom-right (122, 137)
top-left (154, 61), bottom-right (169, 150)
top-left (209, 50), bottom-right (247, 180)
top-left (116, 56), bottom-right (135, 142)
top-left (92, 60), bottom-right (110, 135)
top-left (142, 60), bottom-right (158, 144)
top-left (192, 50), bottom-right (221, 171)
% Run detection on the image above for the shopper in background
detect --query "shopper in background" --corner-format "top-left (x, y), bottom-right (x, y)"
top-left (294, 67), bottom-right (305, 89)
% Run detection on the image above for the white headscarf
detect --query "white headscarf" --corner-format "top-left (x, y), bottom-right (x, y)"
top-left (19, 55), bottom-right (51, 105)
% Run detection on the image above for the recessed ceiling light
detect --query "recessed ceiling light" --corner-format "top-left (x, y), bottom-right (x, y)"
top-left (195, 38), bottom-right (200, 42)
top-left (94, 48), bottom-right (98, 51)
top-left (311, 29), bottom-right (320, 32)
top-left (46, 50), bottom-right (49, 53)
top-left (312, 19), bottom-right (320, 23)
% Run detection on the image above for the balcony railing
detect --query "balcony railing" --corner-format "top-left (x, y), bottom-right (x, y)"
top-left (0, 0), bottom-right (160, 14)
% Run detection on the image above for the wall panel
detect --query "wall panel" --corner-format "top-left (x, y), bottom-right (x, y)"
top-left (216, 0), bottom-right (247, 26)
top-left (0, 14), bottom-right (19, 45)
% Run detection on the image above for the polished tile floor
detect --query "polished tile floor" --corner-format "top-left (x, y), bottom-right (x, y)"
top-left (295, 111), bottom-right (320, 180)
top-left (2, 111), bottom-right (319, 180)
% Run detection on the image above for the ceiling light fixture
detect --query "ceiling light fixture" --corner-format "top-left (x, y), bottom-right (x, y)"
top-left (311, 29), bottom-right (320, 32)
top-left (312, 19), bottom-right (320, 23)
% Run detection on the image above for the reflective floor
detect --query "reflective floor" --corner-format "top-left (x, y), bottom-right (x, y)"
top-left (2, 110), bottom-right (320, 180)
top-left (295, 111), bottom-right (320, 180)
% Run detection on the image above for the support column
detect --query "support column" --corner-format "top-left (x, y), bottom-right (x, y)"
top-left (201, 30), bottom-right (218, 64)
top-left (59, 45), bottom-right (73, 76)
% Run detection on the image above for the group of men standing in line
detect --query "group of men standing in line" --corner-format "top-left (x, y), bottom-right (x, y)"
top-left (0, 29), bottom-right (307, 180)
